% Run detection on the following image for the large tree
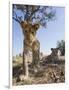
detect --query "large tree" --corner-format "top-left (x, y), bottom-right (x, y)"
top-left (13, 4), bottom-right (56, 77)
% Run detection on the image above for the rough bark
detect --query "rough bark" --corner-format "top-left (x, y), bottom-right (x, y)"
top-left (32, 40), bottom-right (40, 72)
top-left (23, 50), bottom-right (29, 77)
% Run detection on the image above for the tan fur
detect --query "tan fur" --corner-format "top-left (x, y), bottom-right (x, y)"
top-left (42, 48), bottom-right (61, 66)
top-left (46, 48), bottom-right (59, 63)
top-left (21, 21), bottom-right (40, 72)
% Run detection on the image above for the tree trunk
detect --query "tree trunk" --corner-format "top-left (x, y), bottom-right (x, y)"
top-left (23, 51), bottom-right (28, 77)
top-left (32, 40), bottom-right (40, 72)
top-left (32, 50), bottom-right (40, 67)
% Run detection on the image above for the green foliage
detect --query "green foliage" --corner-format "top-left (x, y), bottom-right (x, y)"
top-left (13, 5), bottom-right (56, 27)
top-left (57, 40), bottom-right (65, 56)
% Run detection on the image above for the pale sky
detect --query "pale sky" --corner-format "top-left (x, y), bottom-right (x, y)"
top-left (12, 6), bottom-right (65, 56)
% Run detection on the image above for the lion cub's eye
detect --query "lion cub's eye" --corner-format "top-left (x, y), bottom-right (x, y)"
top-left (25, 30), bottom-right (28, 33)
top-left (32, 31), bottom-right (34, 33)
top-left (31, 31), bottom-right (35, 35)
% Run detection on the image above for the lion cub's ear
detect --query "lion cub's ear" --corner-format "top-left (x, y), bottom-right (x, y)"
top-left (51, 48), bottom-right (54, 51)
top-left (34, 24), bottom-right (39, 30)
top-left (20, 21), bottom-right (27, 29)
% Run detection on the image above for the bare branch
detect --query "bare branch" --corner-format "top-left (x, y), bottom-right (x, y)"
top-left (24, 5), bottom-right (29, 20)
top-left (28, 6), bottom-right (40, 21)
top-left (13, 17), bottom-right (21, 24)
top-left (13, 9), bottom-right (21, 24)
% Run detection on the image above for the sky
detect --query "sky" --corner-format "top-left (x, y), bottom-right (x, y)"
top-left (12, 6), bottom-right (65, 56)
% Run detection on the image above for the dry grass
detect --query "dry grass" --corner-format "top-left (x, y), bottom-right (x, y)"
top-left (12, 56), bottom-right (65, 86)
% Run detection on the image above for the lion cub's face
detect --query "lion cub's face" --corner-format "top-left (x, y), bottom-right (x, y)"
top-left (51, 48), bottom-right (58, 56)
top-left (21, 21), bottom-right (39, 42)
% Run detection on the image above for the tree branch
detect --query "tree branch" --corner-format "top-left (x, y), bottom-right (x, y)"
top-left (13, 10), bottom-right (21, 24)
top-left (24, 5), bottom-right (29, 21)
top-left (27, 6), bottom-right (40, 21)
top-left (13, 17), bottom-right (21, 24)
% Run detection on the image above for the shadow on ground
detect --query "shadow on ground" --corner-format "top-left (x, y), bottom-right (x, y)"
top-left (12, 57), bottom-right (65, 85)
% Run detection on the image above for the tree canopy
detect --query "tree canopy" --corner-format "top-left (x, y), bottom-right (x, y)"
top-left (57, 40), bottom-right (65, 56)
top-left (13, 4), bottom-right (56, 27)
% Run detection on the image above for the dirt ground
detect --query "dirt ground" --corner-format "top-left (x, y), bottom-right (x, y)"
top-left (12, 56), bottom-right (65, 86)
